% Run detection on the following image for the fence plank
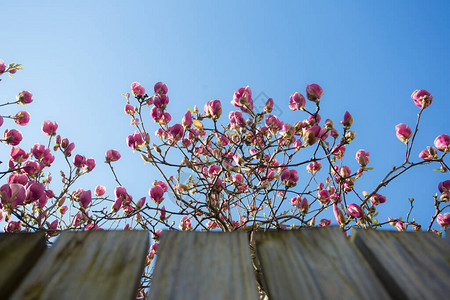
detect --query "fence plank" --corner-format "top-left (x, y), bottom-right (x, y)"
top-left (0, 232), bottom-right (46, 299)
top-left (255, 227), bottom-right (391, 300)
top-left (148, 231), bottom-right (259, 300)
top-left (10, 230), bottom-right (149, 300)
top-left (351, 229), bottom-right (450, 300)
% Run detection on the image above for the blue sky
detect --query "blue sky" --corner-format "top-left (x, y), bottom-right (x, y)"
top-left (1, 0), bottom-right (449, 231)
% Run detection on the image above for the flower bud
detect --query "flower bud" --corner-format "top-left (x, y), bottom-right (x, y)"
top-left (289, 92), bottom-right (306, 111)
top-left (395, 124), bottom-right (412, 144)
top-left (306, 83), bottom-right (324, 102)
top-left (411, 89), bottom-right (433, 109)
top-left (264, 98), bottom-right (274, 113)
top-left (434, 134), bottom-right (450, 153)
top-left (341, 111), bottom-right (353, 128)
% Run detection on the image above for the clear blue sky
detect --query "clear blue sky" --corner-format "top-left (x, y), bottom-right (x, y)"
top-left (1, 0), bottom-right (449, 230)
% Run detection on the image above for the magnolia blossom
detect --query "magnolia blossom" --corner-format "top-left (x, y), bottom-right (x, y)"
top-left (42, 121), bottom-right (58, 136)
top-left (26, 182), bottom-right (45, 202)
top-left (168, 124), bottom-right (184, 142)
top-left (179, 216), bottom-right (192, 231)
top-left (204, 100), bottom-right (222, 119)
top-left (124, 104), bottom-right (136, 115)
top-left (411, 89), bottom-right (433, 109)
top-left (306, 83), bottom-right (324, 102)
top-left (280, 169), bottom-right (299, 187)
top-left (307, 161), bottom-right (322, 174)
top-left (231, 86), bottom-right (253, 112)
top-left (355, 150), bottom-right (370, 167)
top-left (0, 183), bottom-right (26, 208)
top-left (0, 59), bottom-right (5, 74)
top-left (371, 193), bottom-right (387, 206)
top-left (4, 129), bottom-right (23, 146)
top-left (419, 146), bottom-right (438, 160)
top-left (302, 125), bottom-right (321, 146)
top-left (22, 160), bottom-right (42, 176)
top-left (182, 111), bottom-right (192, 128)
top-left (14, 111), bottom-right (30, 126)
top-left (16, 91), bottom-right (33, 104)
top-left (79, 190), bottom-right (92, 209)
top-left (264, 98), bottom-right (274, 113)
top-left (4, 220), bottom-right (21, 232)
top-left (434, 134), bottom-right (450, 153)
top-left (154, 81), bottom-right (168, 95)
top-left (318, 219), bottom-right (331, 227)
top-left (388, 217), bottom-right (405, 232)
top-left (73, 154), bottom-right (86, 168)
top-left (289, 92), bottom-right (306, 111)
top-left (347, 203), bottom-right (363, 218)
top-left (342, 111), bottom-right (353, 128)
top-left (395, 124), bottom-right (412, 144)
top-left (437, 213), bottom-right (450, 228)
top-left (95, 185), bottom-right (106, 196)
top-left (332, 144), bottom-right (346, 159)
top-left (333, 205), bottom-right (346, 225)
top-left (265, 115), bottom-right (283, 133)
top-left (127, 131), bottom-right (145, 150)
top-left (149, 185), bottom-right (164, 205)
top-left (105, 149), bottom-right (121, 162)
top-left (153, 94), bottom-right (169, 109)
top-left (317, 189), bottom-right (330, 204)
top-left (10, 147), bottom-right (29, 162)
top-left (131, 82), bottom-right (145, 97)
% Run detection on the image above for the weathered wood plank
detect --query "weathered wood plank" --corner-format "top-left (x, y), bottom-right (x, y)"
top-left (0, 232), bottom-right (46, 299)
top-left (148, 231), bottom-right (259, 300)
top-left (255, 227), bottom-right (391, 300)
top-left (10, 230), bottom-right (149, 300)
top-left (352, 229), bottom-right (450, 300)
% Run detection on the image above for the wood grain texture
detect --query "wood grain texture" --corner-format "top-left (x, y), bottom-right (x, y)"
top-left (351, 229), bottom-right (450, 300)
top-left (148, 231), bottom-right (259, 300)
top-left (255, 227), bottom-right (391, 300)
top-left (10, 230), bottom-right (149, 300)
top-left (0, 232), bottom-right (46, 299)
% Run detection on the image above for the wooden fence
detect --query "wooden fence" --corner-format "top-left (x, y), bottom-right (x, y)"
top-left (1, 227), bottom-right (449, 299)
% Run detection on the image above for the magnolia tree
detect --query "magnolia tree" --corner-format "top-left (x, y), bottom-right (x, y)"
top-left (1, 60), bottom-right (449, 298)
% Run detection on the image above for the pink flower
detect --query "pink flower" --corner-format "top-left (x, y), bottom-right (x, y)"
top-left (371, 193), bottom-right (387, 206)
top-left (355, 150), bottom-right (370, 167)
top-left (131, 82), bottom-right (145, 97)
top-left (306, 84), bottom-right (324, 102)
top-left (47, 220), bottom-right (59, 237)
top-left (0, 183), bottom-right (26, 208)
top-left (333, 205), bottom-right (346, 225)
top-left (0, 115), bottom-right (3, 127)
top-left (105, 149), bottom-right (121, 162)
top-left (307, 161), bottom-right (322, 174)
top-left (60, 205), bottom-right (68, 215)
top-left (63, 142), bottom-right (75, 156)
top-left (124, 104), bottom-right (136, 115)
top-left (204, 100), bottom-right (222, 119)
top-left (437, 213), bottom-right (450, 228)
top-left (31, 143), bottom-right (49, 160)
top-left (149, 185), bottom-right (164, 205)
top-left (179, 216), bottom-right (192, 231)
top-left (231, 86), bottom-right (254, 112)
top-left (159, 206), bottom-right (167, 221)
top-left (95, 185), bottom-right (106, 196)
top-left (434, 134), bottom-right (450, 153)
top-left (332, 144), bottom-right (346, 159)
top-left (229, 111), bottom-right (246, 128)
top-left (395, 124), bottom-right (412, 144)
top-left (342, 111), bottom-right (353, 128)
top-left (302, 125), bottom-right (321, 146)
top-left (289, 92), bottom-right (306, 111)
top-left (16, 91), bottom-right (33, 104)
top-left (0, 59), bottom-right (6, 74)
top-left (317, 189), bottom-right (330, 204)
top-left (347, 203), bottom-right (363, 218)
top-left (42, 121), bottom-right (58, 136)
top-left (264, 98), bottom-right (274, 113)
top-left (388, 217), bottom-right (405, 232)
top-left (4, 220), bottom-right (21, 232)
top-left (14, 111), bottom-right (30, 126)
top-left (79, 190), bottom-right (92, 209)
top-left (7, 174), bottom-right (28, 185)
top-left (153, 94), bottom-right (170, 110)
top-left (265, 115), bottom-right (283, 133)
top-left (319, 219), bottom-right (331, 227)
top-left (23, 160), bottom-right (42, 176)
top-left (4, 129), bottom-right (23, 146)
top-left (136, 197), bottom-right (146, 209)
top-left (168, 124), bottom-right (184, 142)
top-left (154, 81), bottom-right (168, 95)
top-left (411, 90), bottom-right (433, 109)
top-left (280, 169), bottom-right (299, 187)
top-left (438, 180), bottom-right (450, 193)
top-left (419, 146), bottom-right (438, 160)
top-left (26, 182), bottom-right (45, 202)
top-left (127, 131), bottom-right (145, 150)
top-left (84, 158), bottom-right (96, 172)
top-left (73, 154), bottom-right (86, 168)
top-left (182, 111), bottom-right (192, 128)
top-left (10, 147), bottom-right (29, 162)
